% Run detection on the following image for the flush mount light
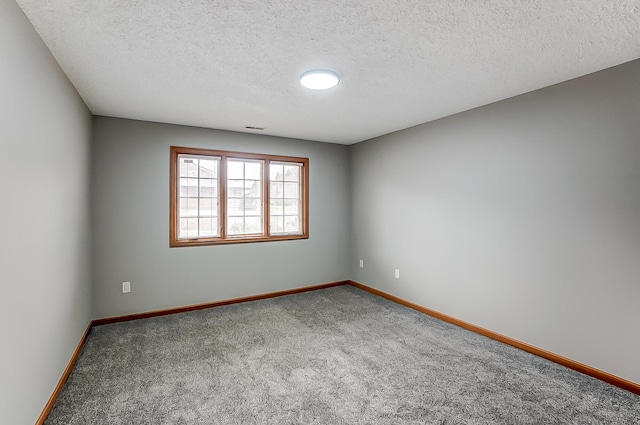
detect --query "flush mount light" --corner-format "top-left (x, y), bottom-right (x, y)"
top-left (300, 69), bottom-right (340, 90)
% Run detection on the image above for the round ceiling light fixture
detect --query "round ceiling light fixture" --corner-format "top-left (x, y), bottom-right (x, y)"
top-left (300, 69), bottom-right (340, 90)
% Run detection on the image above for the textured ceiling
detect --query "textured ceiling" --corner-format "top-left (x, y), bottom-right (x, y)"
top-left (15, 0), bottom-right (640, 144)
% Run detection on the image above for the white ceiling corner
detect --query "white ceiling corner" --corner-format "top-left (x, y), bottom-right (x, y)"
top-left (14, 0), bottom-right (640, 144)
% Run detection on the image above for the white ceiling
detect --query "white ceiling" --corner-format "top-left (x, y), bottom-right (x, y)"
top-left (15, 1), bottom-right (640, 145)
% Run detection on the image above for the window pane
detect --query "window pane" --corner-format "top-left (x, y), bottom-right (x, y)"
top-left (270, 182), bottom-right (283, 198)
top-left (227, 180), bottom-right (245, 198)
top-left (244, 198), bottom-right (261, 216)
top-left (227, 217), bottom-right (244, 235)
top-left (179, 198), bottom-right (198, 217)
top-left (245, 162), bottom-right (261, 180)
top-left (227, 198), bottom-right (244, 216)
top-left (269, 162), bottom-right (302, 236)
top-left (179, 198), bottom-right (188, 217)
top-left (199, 198), bottom-right (216, 217)
top-left (227, 161), bottom-right (244, 179)
top-left (179, 158), bottom-right (199, 177)
top-left (245, 180), bottom-right (261, 198)
top-left (199, 159), bottom-right (217, 177)
top-left (270, 198), bottom-right (283, 215)
top-left (284, 165), bottom-right (300, 182)
top-left (245, 217), bottom-right (262, 234)
top-left (199, 217), bottom-right (218, 237)
top-left (270, 164), bottom-right (284, 181)
top-left (179, 218), bottom-right (199, 239)
top-left (180, 178), bottom-right (198, 197)
top-left (199, 178), bottom-right (217, 198)
top-left (284, 182), bottom-right (299, 198)
top-left (270, 215), bottom-right (284, 233)
top-left (284, 216), bottom-right (300, 233)
top-left (284, 199), bottom-right (299, 215)
top-left (176, 154), bottom-right (220, 239)
top-left (226, 159), bottom-right (264, 236)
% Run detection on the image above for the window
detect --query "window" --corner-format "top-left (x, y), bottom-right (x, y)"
top-left (170, 146), bottom-right (308, 247)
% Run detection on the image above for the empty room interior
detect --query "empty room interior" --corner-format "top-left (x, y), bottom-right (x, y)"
top-left (3, 1), bottom-right (640, 423)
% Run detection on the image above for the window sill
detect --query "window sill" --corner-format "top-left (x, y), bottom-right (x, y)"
top-left (170, 234), bottom-right (308, 248)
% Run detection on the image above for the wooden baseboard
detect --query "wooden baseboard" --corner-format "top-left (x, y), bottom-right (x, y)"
top-left (38, 278), bottom-right (637, 425)
top-left (348, 280), bottom-right (640, 395)
top-left (37, 280), bottom-right (349, 424)
top-left (93, 280), bottom-right (349, 326)
top-left (35, 322), bottom-right (93, 425)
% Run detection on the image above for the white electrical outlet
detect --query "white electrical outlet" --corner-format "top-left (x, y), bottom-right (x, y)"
top-left (359, 259), bottom-right (364, 268)
top-left (394, 269), bottom-right (400, 279)
top-left (122, 281), bottom-right (131, 293)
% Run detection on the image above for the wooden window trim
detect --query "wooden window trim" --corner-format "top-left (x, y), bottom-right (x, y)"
top-left (170, 146), bottom-right (309, 247)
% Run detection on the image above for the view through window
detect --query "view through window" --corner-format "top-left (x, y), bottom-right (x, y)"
top-left (170, 147), bottom-right (308, 246)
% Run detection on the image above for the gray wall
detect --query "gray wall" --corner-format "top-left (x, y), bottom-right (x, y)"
top-left (92, 117), bottom-right (351, 318)
top-left (0, 1), bottom-right (92, 424)
top-left (350, 59), bottom-right (640, 384)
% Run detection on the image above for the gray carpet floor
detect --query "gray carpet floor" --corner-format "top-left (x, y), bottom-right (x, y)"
top-left (46, 285), bottom-right (639, 424)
